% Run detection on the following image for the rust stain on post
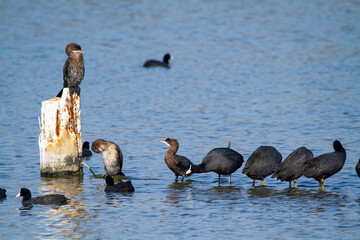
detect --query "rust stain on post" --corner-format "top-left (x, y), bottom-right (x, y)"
top-left (55, 109), bottom-right (60, 137)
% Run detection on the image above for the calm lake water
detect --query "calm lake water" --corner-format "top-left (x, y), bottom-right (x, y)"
top-left (1, 0), bottom-right (360, 239)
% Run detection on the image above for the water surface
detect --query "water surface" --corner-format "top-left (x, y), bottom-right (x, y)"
top-left (0, 1), bottom-right (360, 239)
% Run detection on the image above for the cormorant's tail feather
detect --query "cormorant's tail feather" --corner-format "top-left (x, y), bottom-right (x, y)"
top-left (56, 88), bottom-right (63, 98)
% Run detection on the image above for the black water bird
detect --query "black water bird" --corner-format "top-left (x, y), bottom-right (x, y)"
top-left (242, 146), bottom-right (282, 186)
top-left (57, 43), bottom-right (85, 97)
top-left (303, 140), bottom-right (346, 191)
top-left (82, 141), bottom-right (92, 157)
top-left (160, 138), bottom-right (193, 182)
top-left (104, 174), bottom-right (135, 193)
top-left (91, 139), bottom-right (124, 176)
top-left (144, 53), bottom-right (172, 68)
top-left (186, 145), bottom-right (244, 185)
top-left (17, 188), bottom-right (68, 206)
top-left (272, 147), bottom-right (313, 188)
top-left (0, 188), bottom-right (6, 199)
top-left (356, 159), bottom-right (360, 178)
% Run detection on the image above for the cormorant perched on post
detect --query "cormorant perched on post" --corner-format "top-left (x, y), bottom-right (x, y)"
top-left (57, 43), bottom-right (85, 97)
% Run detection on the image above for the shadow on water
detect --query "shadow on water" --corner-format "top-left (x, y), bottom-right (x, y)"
top-left (165, 180), bottom-right (244, 205)
top-left (246, 185), bottom-right (277, 198)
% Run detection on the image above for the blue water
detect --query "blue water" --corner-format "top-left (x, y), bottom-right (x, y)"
top-left (0, 0), bottom-right (360, 239)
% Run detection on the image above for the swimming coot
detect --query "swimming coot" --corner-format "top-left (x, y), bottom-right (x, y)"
top-left (272, 147), bottom-right (314, 188)
top-left (303, 140), bottom-right (346, 191)
top-left (160, 138), bottom-right (193, 182)
top-left (104, 174), bottom-right (135, 193)
top-left (242, 146), bottom-right (282, 186)
top-left (186, 145), bottom-right (244, 185)
top-left (356, 159), bottom-right (360, 178)
top-left (17, 188), bottom-right (68, 206)
top-left (144, 53), bottom-right (172, 68)
top-left (0, 188), bottom-right (6, 199)
top-left (91, 139), bottom-right (124, 176)
top-left (82, 141), bottom-right (92, 157)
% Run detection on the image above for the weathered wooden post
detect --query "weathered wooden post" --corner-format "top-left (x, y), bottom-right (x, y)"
top-left (39, 88), bottom-right (83, 176)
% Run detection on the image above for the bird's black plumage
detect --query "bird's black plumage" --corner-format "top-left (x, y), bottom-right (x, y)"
top-left (0, 188), bottom-right (6, 199)
top-left (57, 43), bottom-right (85, 97)
top-left (303, 140), bottom-right (346, 191)
top-left (144, 53), bottom-right (172, 68)
top-left (160, 138), bottom-right (193, 182)
top-left (17, 188), bottom-right (68, 206)
top-left (82, 141), bottom-right (92, 157)
top-left (104, 174), bottom-right (135, 193)
top-left (186, 146), bottom-right (244, 184)
top-left (242, 146), bottom-right (282, 186)
top-left (356, 159), bottom-right (360, 178)
top-left (272, 147), bottom-right (313, 188)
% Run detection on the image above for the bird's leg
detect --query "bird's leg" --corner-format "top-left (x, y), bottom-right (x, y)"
top-left (261, 178), bottom-right (264, 186)
top-left (293, 179), bottom-right (297, 189)
top-left (218, 174), bottom-right (220, 184)
top-left (229, 174), bottom-right (231, 186)
top-left (181, 176), bottom-right (184, 182)
top-left (321, 179), bottom-right (325, 191)
top-left (175, 175), bottom-right (178, 182)
top-left (289, 181), bottom-right (292, 188)
top-left (252, 179), bottom-right (255, 186)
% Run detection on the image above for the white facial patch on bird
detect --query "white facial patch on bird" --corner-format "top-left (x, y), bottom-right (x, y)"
top-left (16, 192), bottom-right (21, 197)
top-left (186, 165), bottom-right (192, 175)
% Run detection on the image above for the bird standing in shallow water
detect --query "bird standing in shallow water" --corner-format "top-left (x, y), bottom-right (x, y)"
top-left (242, 146), bottom-right (282, 186)
top-left (272, 147), bottom-right (314, 188)
top-left (186, 144), bottom-right (244, 185)
top-left (91, 139), bottom-right (124, 176)
top-left (57, 43), bottom-right (85, 97)
top-left (303, 140), bottom-right (346, 191)
top-left (160, 138), bottom-right (193, 182)
top-left (144, 53), bottom-right (172, 68)
top-left (0, 188), bottom-right (6, 199)
top-left (356, 159), bottom-right (360, 178)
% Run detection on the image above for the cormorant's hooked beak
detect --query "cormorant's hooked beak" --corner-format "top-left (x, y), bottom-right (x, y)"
top-left (160, 140), bottom-right (170, 147)
top-left (73, 50), bottom-right (85, 54)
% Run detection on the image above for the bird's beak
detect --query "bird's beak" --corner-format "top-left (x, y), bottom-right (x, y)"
top-left (160, 140), bottom-right (170, 147)
top-left (73, 50), bottom-right (85, 54)
top-left (16, 193), bottom-right (20, 197)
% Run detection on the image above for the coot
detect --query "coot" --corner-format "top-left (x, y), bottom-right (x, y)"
top-left (17, 188), bottom-right (68, 206)
top-left (272, 147), bottom-right (313, 188)
top-left (242, 146), bottom-right (282, 186)
top-left (186, 145), bottom-right (244, 185)
top-left (104, 174), bottom-right (135, 193)
top-left (0, 188), bottom-right (6, 199)
top-left (82, 141), bottom-right (92, 157)
top-left (144, 53), bottom-right (172, 68)
top-left (356, 159), bottom-right (360, 178)
top-left (303, 140), bottom-right (346, 191)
